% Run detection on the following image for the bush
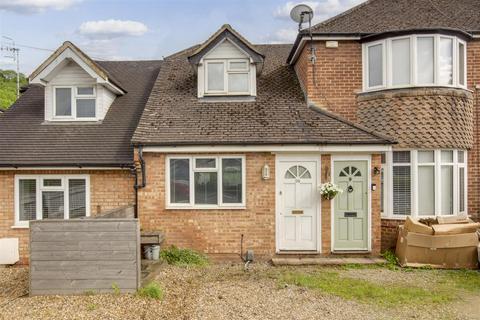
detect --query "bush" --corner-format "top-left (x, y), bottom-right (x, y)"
top-left (137, 281), bottom-right (164, 300)
top-left (160, 245), bottom-right (209, 266)
top-left (381, 249), bottom-right (400, 270)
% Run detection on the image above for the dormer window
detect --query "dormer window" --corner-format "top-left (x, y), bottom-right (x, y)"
top-left (54, 86), bottom-right (96, 120)
top-left (188, 24), bottom-right (265, 99)
top-left (205, 59), bottom-right (250, 95)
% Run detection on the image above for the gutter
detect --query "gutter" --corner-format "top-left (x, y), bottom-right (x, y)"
top-left (133, 145), bottom-right (146, 219)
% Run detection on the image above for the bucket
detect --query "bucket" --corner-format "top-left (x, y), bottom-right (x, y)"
top-left (144, 245), bottom-right (153, 260)
top-left (151, 245), bottom-right (160, 260)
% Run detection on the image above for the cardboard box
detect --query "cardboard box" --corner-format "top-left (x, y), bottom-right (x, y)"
top-left (432, 222), bottom-right (480, 235)
top-left (437, 215), bottom-right (470, 224)
top-left (404, 216), bottom-right (434, 235)
top-left (396, 226), bottom-right (479, 269)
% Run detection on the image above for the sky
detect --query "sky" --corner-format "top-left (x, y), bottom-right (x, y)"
top-left (0, 0), bottom-right (364, 74)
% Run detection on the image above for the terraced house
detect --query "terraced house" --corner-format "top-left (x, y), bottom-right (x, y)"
top-left (0, 0), bottom-right (478, 263)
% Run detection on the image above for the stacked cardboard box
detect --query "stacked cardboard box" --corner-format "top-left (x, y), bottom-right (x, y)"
top-left (396, 216), bottom-right (480, 269)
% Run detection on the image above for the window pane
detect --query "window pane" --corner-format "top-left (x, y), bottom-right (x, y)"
top-left (228, 73), bottom-right (249, 93)
top-left (439, 38), bottom-right (453, 85)
top-left (77, 87), bottom-right (94, 95)
top-left (194, 172), bottom-right (218, 204)
top-left (441, 150), bottom-right (453, 163)
top-left (458, 42), bottom-right (465, 86)
top-left (393, 151), bottom-right (410, 163)
top-left (19, 179), bottom-right (36, 221)
top-left (459, 167), bottom-right (465, 212)
top-left (392, 38), bottom-right (410, 85)
top-left (368, 44), bottom-right (383, 87)
top-left (195, 158), bottom-right (216, 169)
top-left (393, 166), bottom-right (411, 215)
top-left (77, 99), bottom-right (96, 118)
top-left (42, 191), bottom-right (64, 219)
top-left (418, 151), bottom-right (434, 163)
top-left (441, 166), bottom-right (453, 215)
top-left (229, 61), bottom-right (248, 70)
top-left (69, 179), bottom-right (86, 219)
top-left (458, 150), bottom-right (465, 163)
top-left (222, 158), bottom-right (242, 204)
top-left (418, 166), bottom-right (435, 216)
top-left (55, 88), bottom-right (72, 116)
top-left (207, 62), bottom-right (224, 91)
top-left (417, 37), bottom-right (434, 84)
top-left (43, 179), bottom-right (62, 187)
top-left (170, 159), bottom-right (190, 204)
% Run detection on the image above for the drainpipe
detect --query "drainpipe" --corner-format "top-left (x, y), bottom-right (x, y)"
top-left (133, 145), bottom-right (146, 218)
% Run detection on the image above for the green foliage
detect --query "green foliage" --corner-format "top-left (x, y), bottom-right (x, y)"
top-left (86, 303), bottom-right (98, 311)
top-left (441, 270), bottom-right (480, 293)
top-left (84, 290), bottom-right (96, 296)
top-left (0, 69), bottom-right (27, 110)
top-left (111, 282), bottom-right (120, 295)
top-left (279, 271), bottom-right (452, 307)
top-left (381, 249), bottom-right (400, 270)
top-left (160, 245), bottom-right (209, 267)
top-left (137, 281), bottom-right (164, 300)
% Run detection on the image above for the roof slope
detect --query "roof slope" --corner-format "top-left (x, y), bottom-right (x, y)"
top-left (132, 44), bottom-right (393, 146)
top-left (312, 0), bottom-right (480, 34)
top-left (0, 60), bottom-right (161, 167)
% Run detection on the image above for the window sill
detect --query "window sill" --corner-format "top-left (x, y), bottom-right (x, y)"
top-left (359, 85), bottom-right (472, 95)
top-left (166, 206), bottom-right (246, 210)
top-left (11, 225), bottom-right (29, 229)
top-left (199, 96), bottom-right (255, 103)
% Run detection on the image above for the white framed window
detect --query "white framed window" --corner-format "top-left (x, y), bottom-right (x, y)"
top-left (54, 86), bottom-right (96, 120)
top-left (204, 59), bottom-right (251, 95)
top-left (166, 155), bottom-right (246, 209)
top-left (382, 150), bottom-right (467, 219)
top-left (14, 175), bottom-right (90, 227)
top-left (363, 34), bottom-right (467, 91)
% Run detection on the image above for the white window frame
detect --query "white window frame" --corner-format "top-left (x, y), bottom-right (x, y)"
top-left (363, 34), bottom-right (467, 92)
top-left (53, 85), bottom-right (97, 121)
top-left (204, 59), bottom-right (251, 96)
top-left (166, 155), bottom-right (246, 209)
top-left (14, 174), bottom-right (91, 227)
top-left (382, 150), bottom-right (467, 219)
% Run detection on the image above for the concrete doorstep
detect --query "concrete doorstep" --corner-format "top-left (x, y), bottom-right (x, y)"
top-left (271, 257), bottom-right (387, 266)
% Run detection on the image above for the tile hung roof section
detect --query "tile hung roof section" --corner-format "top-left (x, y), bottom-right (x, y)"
top-left (0, 60), bottom-right (162, 167)
top-left (311, 0), bottom-right (480, 34)
top-left (132, 44), bottom-right (393, 146)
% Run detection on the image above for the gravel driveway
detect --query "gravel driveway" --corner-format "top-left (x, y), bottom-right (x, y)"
top-left (0, 264), bottom-right (479, 320)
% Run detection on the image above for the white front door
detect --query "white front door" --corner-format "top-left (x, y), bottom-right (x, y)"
top-left (277, 159), bottom-right (318, 251)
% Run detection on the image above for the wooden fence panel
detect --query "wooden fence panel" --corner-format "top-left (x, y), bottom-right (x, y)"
top-left (29, 219), bottom-right (140, 296)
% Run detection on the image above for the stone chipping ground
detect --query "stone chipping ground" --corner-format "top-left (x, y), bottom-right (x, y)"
top-left (0, 263), bottom-right (479, 320)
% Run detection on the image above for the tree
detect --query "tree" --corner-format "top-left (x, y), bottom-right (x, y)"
top-left (0, 69), bottom-right (27, 110)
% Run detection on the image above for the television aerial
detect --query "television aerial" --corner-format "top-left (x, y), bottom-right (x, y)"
top-left (290, 3), bottom-right (317, 71)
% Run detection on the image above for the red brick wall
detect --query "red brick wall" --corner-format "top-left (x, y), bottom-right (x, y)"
top-left (294, 40), bottom-right (362, 122)
top-left (381, 219), bottom-right (402, 252)
top-left (138, 153), bottom-right (276, 259)
top-left (0, 169), bottom-right (134, 264)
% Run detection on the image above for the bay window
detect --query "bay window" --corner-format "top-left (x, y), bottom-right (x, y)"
top-left (54, 86), bottom-right (96, 120)
top-left (364, 34), bottom-right (467, 91)
top-left (382, 150), bottom-right (467, 218)
top-left (167, 156), bottom-right (245, 208)
top-left (15, 175), bottom-right (90, 227)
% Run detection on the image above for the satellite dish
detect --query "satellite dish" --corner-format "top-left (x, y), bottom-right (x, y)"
top-left (290, 4), bottom-right (314, 26)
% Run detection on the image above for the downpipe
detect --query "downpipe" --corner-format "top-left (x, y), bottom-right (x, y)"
top-left (132, 145), bottom-right (146, 219)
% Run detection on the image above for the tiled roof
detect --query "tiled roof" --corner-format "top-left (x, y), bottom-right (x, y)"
top-left (357, 88), bottom-right (474, 149)
top-left (0, 60), bottom-right (161, 167)
top-left (312, 0), bottom-right (480, 34)
top-left (132, 44), bottom-right (393, 146)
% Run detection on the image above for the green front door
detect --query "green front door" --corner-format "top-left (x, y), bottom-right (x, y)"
top-left (333, 161), bottom-right (369, 250)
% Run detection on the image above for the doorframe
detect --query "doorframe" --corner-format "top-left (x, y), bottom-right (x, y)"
top-left (275, 154), bottom-right (322, 253)
top-left (331, 154), bottom-right (372, 252)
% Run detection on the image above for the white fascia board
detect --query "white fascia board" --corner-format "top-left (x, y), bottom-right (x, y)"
top-left (289, 35), bottom-right (361, 64)
top-left (0, 167), bottom-right (130, 171)
top-left (143, 144), bottom-right (392, 153)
